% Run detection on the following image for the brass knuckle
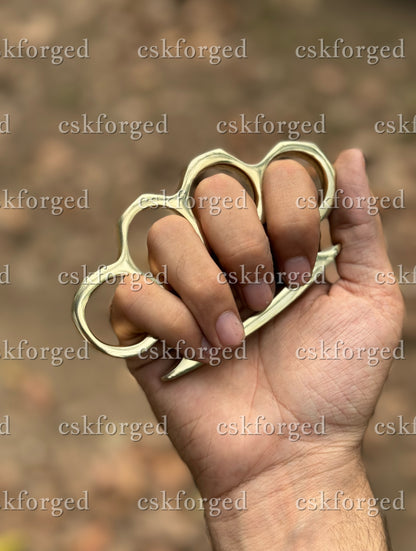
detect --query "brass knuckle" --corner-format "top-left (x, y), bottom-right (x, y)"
top-left (71, 141), bottom-right (340, 381)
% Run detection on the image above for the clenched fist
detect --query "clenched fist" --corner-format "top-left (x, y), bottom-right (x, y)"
top-left (111, 149), bottom-right (403, 551)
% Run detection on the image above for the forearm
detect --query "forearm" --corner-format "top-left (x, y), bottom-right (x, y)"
top-left (206, 451), bottom-right (390, 551)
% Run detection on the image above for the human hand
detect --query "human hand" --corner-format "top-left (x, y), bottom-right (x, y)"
top-left (111, 148), bottom-right (403, 550)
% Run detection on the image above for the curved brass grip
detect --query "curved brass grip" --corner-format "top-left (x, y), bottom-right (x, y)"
top-left (72, 141), bottom-right (340, 380)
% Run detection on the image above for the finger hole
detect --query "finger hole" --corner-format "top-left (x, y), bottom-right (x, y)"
top-left (270, 153), bottom-right (324, 200)
top-left (127, 206), bottom-right (177, 280)
top-left (84, 275), bottom-right (132, 346)
top-left (191, 164), bottom-right (256, 206)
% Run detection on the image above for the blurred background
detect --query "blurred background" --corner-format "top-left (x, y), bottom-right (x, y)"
top-left (0, 0), bottom-right (415, 549)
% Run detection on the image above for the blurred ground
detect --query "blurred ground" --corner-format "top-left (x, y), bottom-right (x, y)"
top-left (0, 0), bottom-right (415, 549)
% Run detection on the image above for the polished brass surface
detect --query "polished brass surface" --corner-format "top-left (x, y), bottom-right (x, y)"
top-left (72, 141), bottom-right (340, 381)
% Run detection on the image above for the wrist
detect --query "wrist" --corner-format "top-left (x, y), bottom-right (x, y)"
top-left (205, 448), bottom-right (389, 551)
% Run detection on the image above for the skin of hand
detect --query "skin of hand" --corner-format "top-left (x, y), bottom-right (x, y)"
top-left (111, 149), bottom-right (404, 550)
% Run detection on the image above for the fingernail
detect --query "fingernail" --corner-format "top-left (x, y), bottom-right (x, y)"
top-left (201, 337), bottom-right (211, 350)
top-left (216, 311), bottom-right (245, 347)
top-left (200, 337), bottom-right (215, 360)
top-left (243, 282), bottom-right (274, 311)
top-left (283, 256), bottom-right (311, 287)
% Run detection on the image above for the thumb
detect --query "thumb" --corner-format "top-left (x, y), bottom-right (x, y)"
top-left (329, 149), bottom-right (394, 290)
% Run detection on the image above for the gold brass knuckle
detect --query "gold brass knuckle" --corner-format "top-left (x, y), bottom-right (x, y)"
top-left (72, 141), bottom-right (340, 381)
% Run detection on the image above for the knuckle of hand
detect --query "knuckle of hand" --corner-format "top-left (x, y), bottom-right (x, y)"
top-left (191, 276), bottom-right (230, 306)
top-left (226, 238), bottom-right (270, 266)
top-left (112, 280), bottom-right (133, 317)
top-left (195, 173), bottom-right (240, 199)
top-left (147, 215), bottom-right (188, 248)
top-left (110, 285), bottom-right (129, 333)
top-left (268, 158), bottom-right (310, 180)
top-left (268, 213), bottom-right (319, 240)
top-left (345, 148), bottom-right (366, 167)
